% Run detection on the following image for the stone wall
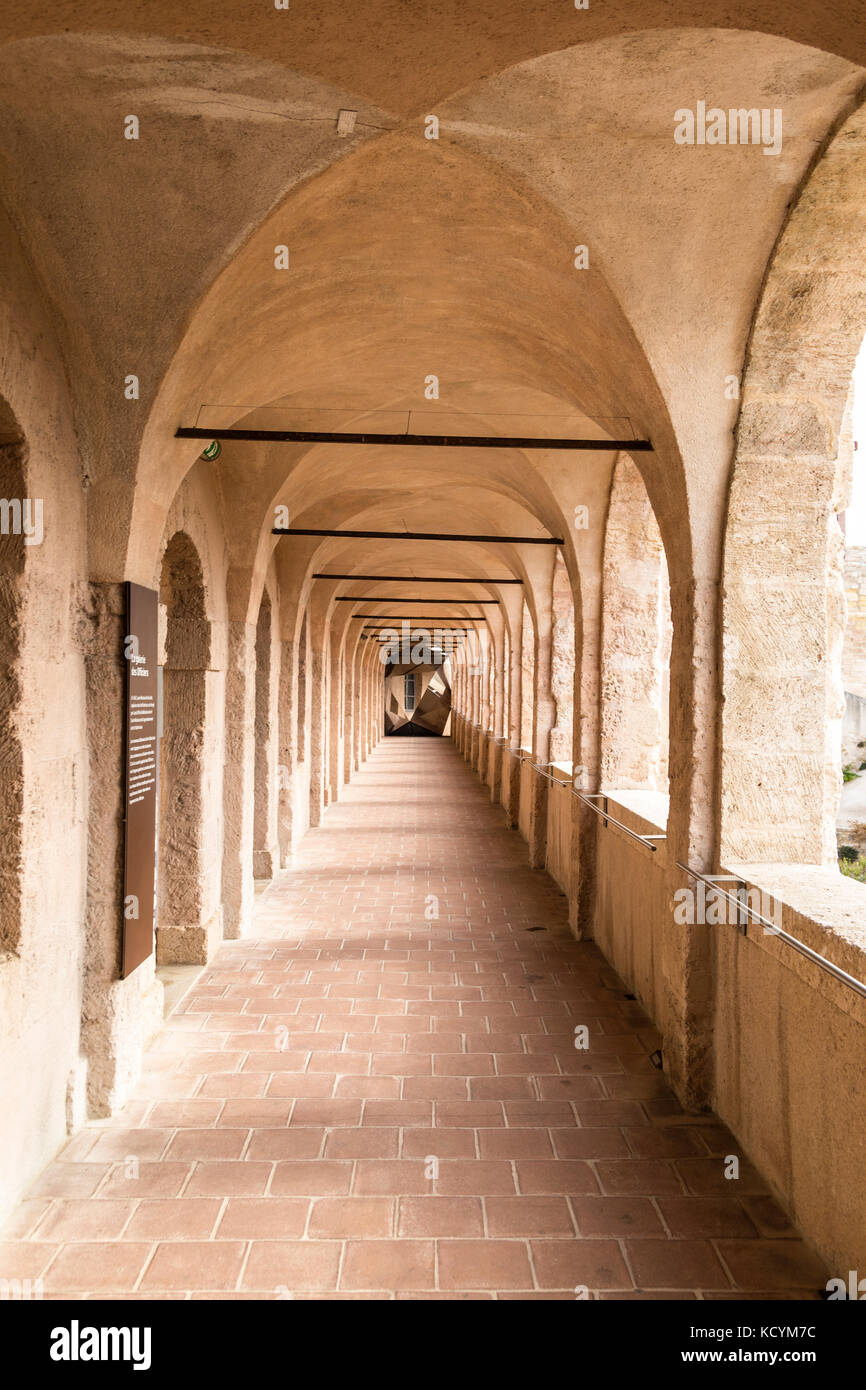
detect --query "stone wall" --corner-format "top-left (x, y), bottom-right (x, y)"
top-left (0, 213), bottom-right (92, 1226)
top-left (843, 545), bottom-right (866, 697)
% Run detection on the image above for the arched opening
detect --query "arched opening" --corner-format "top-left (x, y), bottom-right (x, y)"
top-left (600, 456), bottom-right (671, 795)
top-left (838, 340), bottom-right (866, 879)
top-left (157, 531), bottom-right (214, 963)
top-left (711, 100), bottom-right (866, 1272)
top-left (0, 399), bottom-right (26, 958)
top-left (721, 101), bottom-right (866, 868)
top-left (589, 455), bottom-right (673, 1021)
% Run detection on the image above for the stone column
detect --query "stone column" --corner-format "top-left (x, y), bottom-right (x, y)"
top-left (489, 619), bottom-right (506, 800)
top-left (571, 562), bottom-right (603, 938)
top-left (157, 658), bottom-right (220, 962)
top-left (79, 581), bottom-right (163, 1117)
top-left (350, 641), bottom-right (363, 773)
top-left (503, 592), bottom-right (523, 823)
top-left (528, 553), bottom-right (556, 868)
top-left (221, 608), bottom-right (256, 937)
top-left (470, 664), bottom-right (480, 769)
top-left (276, 634), bottom-right (297, 868)
top-left (452, 658), bottom-right (463, 748)
top-left (327, 637), bottom-right (344, 804)
top-left (309, 641), bottom-right (328, 825)
top-left (368, 640), bottom-right (379, 750)
top-left (477, 631), bottom-right (491, 779)
top-left (252, 597), bottom-right (280, 880)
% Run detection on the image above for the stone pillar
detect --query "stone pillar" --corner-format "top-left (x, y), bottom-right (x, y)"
top-left (452, 659), bottom-right (463, 748)
top-left (477, 635), bottom-right (490, 780)
top-left (80, 582), bottom-right (163, 1117)
top-left (503, 597), bottom-right (523, 823)
top-left (361, 644), bottom-right (370, 758)
top-left (350, 642), bottom-right (362, 773)
top-left (276, 635), bottom-right (296, 868)
top-left (327, 638), bottom-right (344, 804)
top-left (489, 624), bottom-right (506, 800)
top-left (157, 660), bottom-right (221, 962)
top-left (658, 571), bottom-right (717, 1110)
top-left (309, 639), bottom-right (329, 826)
top-left (365, 642), bottom-right (378, 754)
top-left (571, 563), bottom-right (603, 938)
top-left (549, 554), bottom-right (576, 766)
top-left (221, 614), bottom-right (256, 937)
top-left (470, 668), bottom-right (480, 768)
top-left (252, 597), bottom-right (280, 880)
top-left (528, 561), bottom-right (556, 869)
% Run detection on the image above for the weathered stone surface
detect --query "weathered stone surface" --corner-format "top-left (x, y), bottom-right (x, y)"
top-left (1, 4), bottom-right (866, 1291)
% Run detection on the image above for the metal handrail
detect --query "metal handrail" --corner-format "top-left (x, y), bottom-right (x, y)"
top-left (676, 861), bottom-right (866, 1000)
top-left (521, 757), bottom-right (574, 788)
top-left (513, 760), bottom-right (665, 852)
top-left (459, 729), bottom-right (866, 1001)
top-left (524, 758), bottom-right (551, 777)
top-left (573, 791), bottom-right (665, 852)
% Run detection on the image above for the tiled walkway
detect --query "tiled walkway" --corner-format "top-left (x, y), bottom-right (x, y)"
top-left (1, 739), bottom-right (827, 1298)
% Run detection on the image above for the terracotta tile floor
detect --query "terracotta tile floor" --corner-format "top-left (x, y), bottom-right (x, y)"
top-left (1, 739), bottom-right (828, 1299)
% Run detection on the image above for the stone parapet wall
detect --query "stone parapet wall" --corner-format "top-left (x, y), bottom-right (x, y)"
top-left (456, 722), bottom-right (866, 1277)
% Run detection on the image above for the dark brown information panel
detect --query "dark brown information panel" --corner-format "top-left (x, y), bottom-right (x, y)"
top-left (122, 582), bottom-right (159, 978)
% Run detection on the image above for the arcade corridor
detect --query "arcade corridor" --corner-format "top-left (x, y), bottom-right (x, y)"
top-left (0, 741), bottom-right (827, 1299)
top-left (2, 1), bottom-right (866, 1329)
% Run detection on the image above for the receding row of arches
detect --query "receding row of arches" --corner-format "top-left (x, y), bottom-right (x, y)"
top-left (1, 12), bottom-right (866, 1277)
top-left (78, 438), bottom-right (673, 995)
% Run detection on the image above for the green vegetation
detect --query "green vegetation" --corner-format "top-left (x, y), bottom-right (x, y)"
top-left (839, 850), bottom-right (866, 882)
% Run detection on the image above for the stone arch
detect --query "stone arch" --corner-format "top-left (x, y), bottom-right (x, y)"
top-left (600, 456), bottom-right (672, 793)
top-left (722, 98), bottom-right (866, 865)
top-left (157, 530), bottom-right (217, 963)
